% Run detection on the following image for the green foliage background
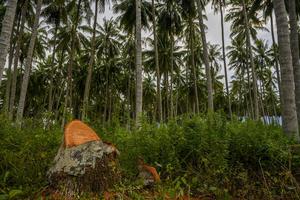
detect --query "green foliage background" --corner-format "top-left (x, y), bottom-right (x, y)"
top-left (0, 113), bottom-right (299, 199)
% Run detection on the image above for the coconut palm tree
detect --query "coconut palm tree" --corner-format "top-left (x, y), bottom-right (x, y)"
top-left (211, 0), bottom-right (232, 118)
top-left (181, 0), bottom-right (200, 114)
top-left (195, 0), bottom-right (214, 112)
top-left (0, 0), bottom-right (18, 86)
top-left (157, 0), bottom-right (182, 118)
top-left (42, 0), bottom-right (68, 115)
top-left (289, 0), bottom-right (300, 126)
top-left (151, 0), bottom-right (162, 122)
top-left (8, 0), bottom-right (30, 120)
top-left (273, 0), bottom-right (299, 140)
top-left (16, 0), bottom-right (43, 124)
top-left (136, 0), bottom-right (143, 125)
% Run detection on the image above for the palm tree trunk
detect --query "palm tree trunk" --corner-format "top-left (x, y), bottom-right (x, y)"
top-left (152, 0), bottom-right (162, 122)
top-left (170, 32), bottom-right (174, 118)
top-left (196, 0), bottom-right (214, 111)
top-left (220, 2), bottom-right (232, 119)
top-left (273, 0), bottom-right (299, 141)
top-left (189, 18), bottom-right (199, 114)
top-left (0, 0), bottom-right (18, 86)
top-left (4, 14), bottom-right (19, 115)
top-left (16, 0), bottom-right (42, 124)
top-left (246, 66), bottom-right (254, 118)
top-left (4, 38), bottom-right (15, 115)
top-left (82, 0), bottom-right (99, 120)
top-left (270, 13), bottom-right (281, 102)
top-left (9, 0), bottom-right (28, 120)
top-left (242, 0), bottom-right (259, 120)
top-left (48, 24), bottom-right (59, 114)
top-left (63, 0), bottom-right (82, 125)
top-left (135, 0), bottom-right (143, 126)
top-left (289, 0), bottom-right (300, 126)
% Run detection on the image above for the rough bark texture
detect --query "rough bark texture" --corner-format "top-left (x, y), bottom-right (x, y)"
top-left (196, 0), bottom-right (214, 111)
top-left (135, 0), bottom-right (143, 126)
top-left (0, 0), bottom-right (18, 86)
top-left (48, 141), bottom-right (120, 197)
top-left (152, 0), bottom-right (162, 122)
top-left (82, 0), bottom-right (99, 120)
top-left (273, 0), bottom-right (299, 141)
top-left (242, 0), bottom-right (259, 120)
top-left (289, 0), bottom-right (300, 126)
top-left (16, 0), bottom-right (42, 124)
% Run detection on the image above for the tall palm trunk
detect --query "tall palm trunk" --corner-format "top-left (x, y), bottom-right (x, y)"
top-left (16, 0), bottom-right (42, 124)
top-left (196, 0), bottom-right (214, 111)
top-left (242, 0), bottom-right (259, 120)
top-left (9, 0), bottom-right (29, 120)
top-left (170, 31), bottom-right (174, 118)
top-left (0, 0), bottom-right (18, 85)
top-left (246, 65), bottom-right (254, 118)
top-left (82, 0), bottom-right (99, 120)
top-left (4, 12), bottom-right (20, 114)
top-left (62, 0), bottom-right (82, 126)
top-left (189, 18), bottom-right (199, 113)
top-left (48, 24), bottom-right (59, 114)
top-left (152, 0), bottom-right (162, 122)
top-left (289, 0), bottom-right (300, 126)
top-left (270, 14), bottom-right (281, 102)
top-left (219, 1), bottom-right (232, 119)
top-left (135, 0), bottom-right (143, 126)
top-left (273, 0), bottom-right (299, 141)
top-left (4, 36), bottom-right (16, 115)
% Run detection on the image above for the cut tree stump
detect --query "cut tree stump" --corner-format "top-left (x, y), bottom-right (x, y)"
top-left (47, 120), bottom-right (120, 197)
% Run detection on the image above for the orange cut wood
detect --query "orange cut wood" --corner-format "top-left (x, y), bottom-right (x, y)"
top-left (142, 164), bottom-right (160, 182)
top-left (64, 120), bottom-right (100, 148)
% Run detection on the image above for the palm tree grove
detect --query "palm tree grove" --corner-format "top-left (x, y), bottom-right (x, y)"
top-left (1, 0), bottom-right (300, 199)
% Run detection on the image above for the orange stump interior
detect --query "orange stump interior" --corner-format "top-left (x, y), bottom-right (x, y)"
top-left (64, 120), bottom-right (100, 148)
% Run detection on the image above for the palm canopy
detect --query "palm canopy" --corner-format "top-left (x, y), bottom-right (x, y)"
top-left (113, 0), bottom-right (152, 34)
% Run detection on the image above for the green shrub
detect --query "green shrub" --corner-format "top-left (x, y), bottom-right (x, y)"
top-left (0, 113), bottom-right (298, 199)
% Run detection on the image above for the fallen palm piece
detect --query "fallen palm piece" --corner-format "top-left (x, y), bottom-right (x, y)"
top-left (47, 120), bottom-right (120, 198)
top-left (138, 158), bottom-right (160, 186)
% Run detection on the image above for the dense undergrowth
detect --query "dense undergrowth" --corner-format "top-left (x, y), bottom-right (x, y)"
top-left (0, 113), bottom-right (299, 199)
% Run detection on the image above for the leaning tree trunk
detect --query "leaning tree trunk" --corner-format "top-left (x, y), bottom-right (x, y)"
top-left (82, 0), bottom-right (99, 121)
top-left (289, 0), bottom-right (300, 126)
top-left (273, 0), bottom-right (299, 141)
top-left (0, 0), bottom-right (18, 86)
top-left (220, 1), bottom-right (232, 119)
top-left (16, 0), bottom-right (42, 125)
top-left (196, 0), bottom-right (214, 111)
top-left (135, 0), bottom-right (143, 126)
top-left (242, 0), bottom-right (259, 120)
top-left (9, 0), bottom-right (29, 120)
top-left (152, 0), bottom-right (162, 122)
